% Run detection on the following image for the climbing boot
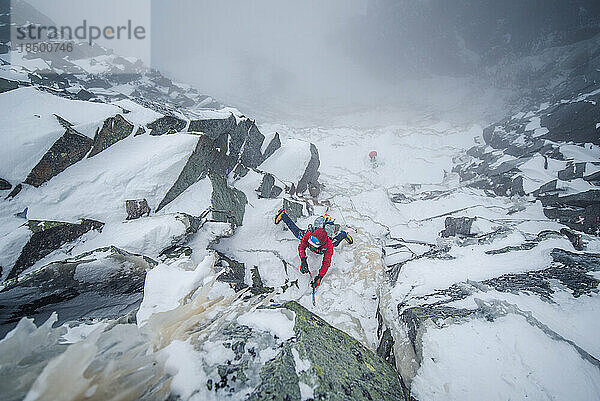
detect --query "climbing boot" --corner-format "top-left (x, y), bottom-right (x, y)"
top-left (274, 208), bottom-right (285, 224)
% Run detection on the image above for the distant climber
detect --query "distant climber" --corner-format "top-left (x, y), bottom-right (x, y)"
top-left (274, 209), bottom-right (353, 289)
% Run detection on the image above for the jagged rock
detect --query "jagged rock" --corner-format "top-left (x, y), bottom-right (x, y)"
top-left (88, 114), bottom-right (134, 157)
top-left (262, 132), bottom-right (281, 161)
top-left (8, 219), bottom-right (104, 280)
top-left (134, 126), bottom-right (146, 136)
top-left (5, 184), bottom-right (22, 199)
top-left (240, 123), bottom-right (265, 168)
top-left (256, 173), bottom-right (283, 199)
top-left (296, 143), bottom-right (320, 194)
top-left (147, 116), bottom-right (186, 136)
top-left (0, 246), bottom-right (154, 338)
top-left (75, 89), bottom-right (94, 101)
top-left (440, 216), bottom-right (475, 237)
top-left (283, 198), bottom-right (303, 224)
top-left (557, 162), bottom-right (585, 181)
top-left (0, 178), bottom-right (11, 190)
top-left (210, 173), bottom-right (247, 227)
top-left (0, 77), bottom-right (19, 93)
top-left (15, 208), bottom-right (27, 219)
top-left (215, 251), bottom-right (247, 292)
top-left (156, 135), bottom-right (237, 211)
top-left (248, 302), bottom-right (406, 400)
top-left (125, 199), bottom-right (151, 220)
top-left (584, 170), bottom-right (600, 183)
top-left (560, 228), bottom-right (584, 251)
top-left (23, 131), bottom-right (93, 187)
top-left (188, 113), bottom-right (236, 139)
top-left (541, 99), bottom-right (600, 145)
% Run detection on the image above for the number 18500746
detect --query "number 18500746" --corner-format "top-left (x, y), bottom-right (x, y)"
top-left (17, 42), bottom-right (74, 53)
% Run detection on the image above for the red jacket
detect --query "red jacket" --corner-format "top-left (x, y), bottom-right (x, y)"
top-left (298, 228), bottom-right (333, 277)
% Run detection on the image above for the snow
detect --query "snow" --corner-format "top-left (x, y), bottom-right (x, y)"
top-left (159, 340), bottom-right (209, 400)
top-left (112, 99), bottom-right (163, 125)
top-left (237, 309), bottom-right (296, 341)
top-left (14, 133), bottom-right (199, 223)
top-left (258, 138), bottom-right (311, 184)
top-left (158, 178), bottom-right (212, 216)
top-left (412, 314), bottom-right (600, 401)
top-left (0, 87), bottom-right (120, 182)
top-left (137, 254), bottom-right (215, 326)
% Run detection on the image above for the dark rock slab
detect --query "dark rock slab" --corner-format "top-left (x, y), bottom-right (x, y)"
top-left (262, 132), bottom-right (281, 161)
top-left (8, 219), bottom-right (104, 280)
top-left (215, 251), bottom-right (247, 292)
top-left (541, 100), bottom-right (600, 145)
top-left (265, 301), bottom-right (406, 401)
top-left (156, 135), bottom-right (236, 212)
top-left (188, 113), bottom-right (236, 139)
top-left (88, 114), bottom-right (134, 157)
top-left (210, 173), bottom-right (247, 227)
top-left (0, 178), bottom-right (11, 190)
top-left (5, 184), bottom-right (22, 199)
top-left (296, 143), bottom-right (320, 194)
top-left (125, 199), bottom-right (151, 220)
top-left (75, 89), bottom-right (94, 101)
top-left (256, 173), bottom-right (282, 199)
top-left (283, 198), bottom-right (303, 223)
top-left (440, 216), bottom-right (475, 237)
top-left (0, 246), bottom-right (153, 339)
top-left (240, 123), bottom-right (265, 168)
top-left (24, 131), bottom-right (93, 187)
top-left (0, 77), bottom-right (19, 93)
top-left (147, 116), bottom-right (186, 136)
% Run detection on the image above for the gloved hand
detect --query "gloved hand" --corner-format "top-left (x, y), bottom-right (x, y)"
top-left (311, 275), bottom-right (322, 289)
top-left (300, 257), bottom-right (309, 274)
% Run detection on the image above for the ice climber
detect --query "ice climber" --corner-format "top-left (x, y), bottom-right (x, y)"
top-left (274, 209), bottom-right (353, 290)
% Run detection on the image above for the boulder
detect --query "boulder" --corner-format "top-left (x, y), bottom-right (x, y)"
top-left (0, 246), bottom-right (153, 338)
top-left (8, 219), bottom-right (104, 280)
top-left (88, 114), bottom-right (134, 157)
top-left (147, 116), bottom-right (186, 136)
top-left (0, 178), bottom-right (11, 190)
top-left (296, 143), bottom-right (320, 194)
top-left (256, 173), bottom-right (283, 199)
top-left (24, 131), bottom-right (93, 187)
top-left (247, 302), bottom-right (406, 400)
top-left (557, 162), bottom-right (585, 181)
top-left (125, 199), bottom-right (151, 220)
top-left (440, 216), bottom-right (475, 237)
top-left (75, 89), bottom-right (94, 101)
top-left (210, 173), bottom-right (247, 227)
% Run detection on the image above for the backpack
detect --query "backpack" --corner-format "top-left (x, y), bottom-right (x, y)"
top-left (309, 214), bottom-right (339, 238)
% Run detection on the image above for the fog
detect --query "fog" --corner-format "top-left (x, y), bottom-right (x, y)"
top-left (23, 0), bottom-right (600, 125)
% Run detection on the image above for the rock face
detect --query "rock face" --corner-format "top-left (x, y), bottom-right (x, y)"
top-left (8, 219), bottom-right (104, 280)
top-left (188, 113), bottom-right (236, 138)
top-left (247, 302), bottom-right (406, 401)
top-left (210, 173), bottom-right (247, 226)
top-left (454, 84), bottom-right (600, 235)
top-left (125, 199), bottom-right (151, 220)
top-left (88, 114), bottom-right (134, 157)
top-left (0, 246), bottom-right (153, 338)
top-left (147, 116), bottom-right (186, 136)
top-left (157, 117), bottom-right (269, 212)
top-left (24, 131), bottom-right (93, 187)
